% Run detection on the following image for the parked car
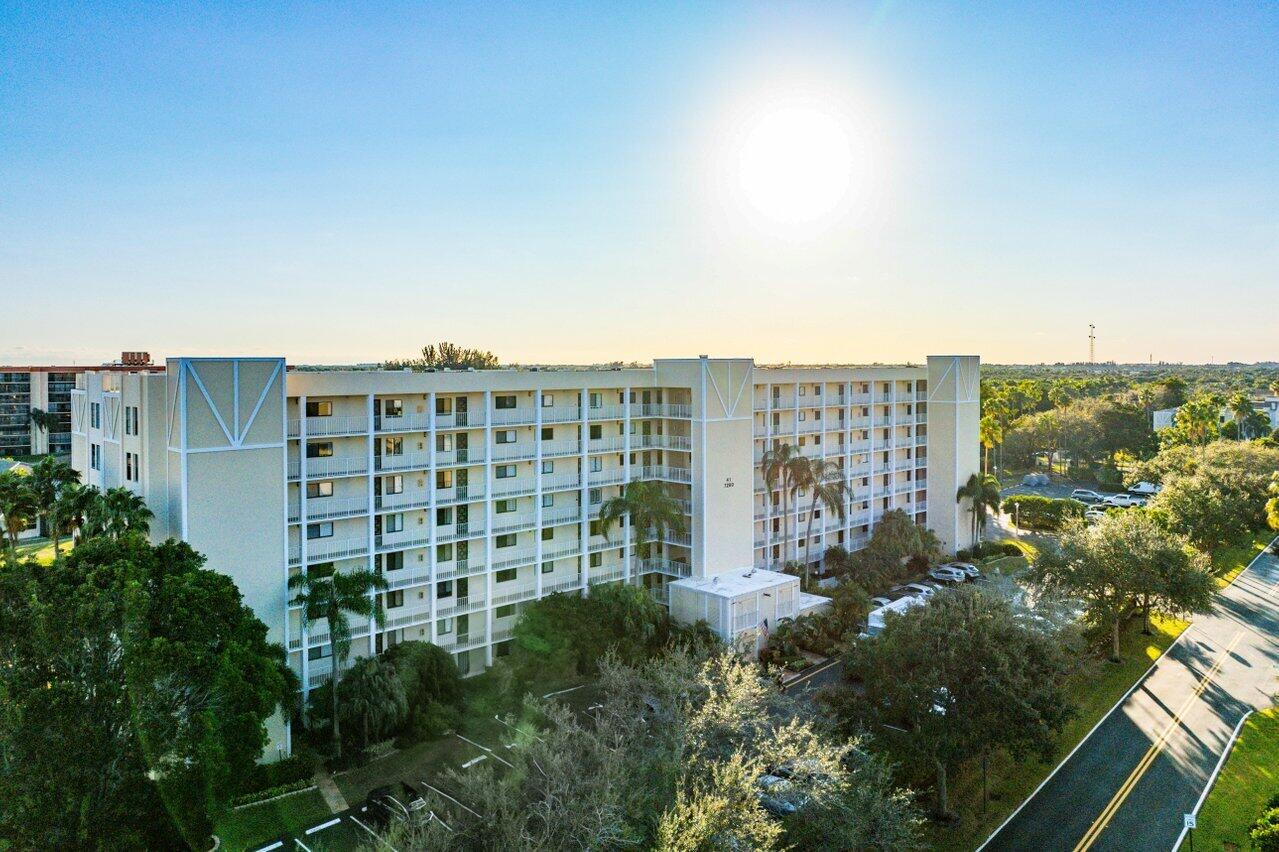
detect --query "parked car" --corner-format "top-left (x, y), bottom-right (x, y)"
top-left (756, 773), bottom-right (810, 817)
top-left (944, 561), bottom-right (981, 579)
top-left (1021, 473), bottom-right (1051, 487)
top-left (928, 565), bottom-right (968, 584)
top-left (1070, 488), bottom-right (1105, 504)
top-left (902, 582), bottom-right (937, 598)
top-left (1084, 508), bottom-right (1108, 524)
top-left (1128, 481), bottom-right (1162, 496)
top-left (1102, 493), bottom-right (1147, 508)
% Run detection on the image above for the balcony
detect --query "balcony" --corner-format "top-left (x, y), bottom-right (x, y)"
top-left (435, 411), bottom-right (481, 430)
top-left (436, 447), bottom-right (485, 466)
top-left (298, 455), bottom-right (368, 479)
top-left (491, 477), bottom-right (537, 498)
top-left (588, 568), bottom-right (626, 585)
top-left (629, 403), bottom-right (692, 419)
top-left (491, 443), bottom-right (538, 462)
top-left (542, 472), bottom-right (582, 492)
top-left (290, 496), bottom-right (369, 523)
top-left (491, 584), bottom-right (538, 607)
top-left (435, 596), bottom-right (488, 618)
top-left (288, 415), bottom-right (369, 438)
top-left (376, 491), bottom-right (431, 512)
top-left (588, 468), bottom-right (628, 486)
top-left (306, 536), bottom-right (370, 562)
top-left (375, 413), bottom-right (432, 433)
top-left (375, 530), bottom-right (432, 552)
top-left (640, 465), bottom-right (692, 484)
top-left (542, 505), bottom-right (583, 526)
top-left (491, 513), bottom-right (538, 535)
top-left (375, 452), bottom-right (430, 473)
top-left (587, 404), bottom-right (627, 420)
top-left (490, 408), bottom-right (537, 426)
top-left (491, 546), bottom-right (537, 570)
top-left (541, 543), bottom-right (583, 561)
top-left (632, 434), bottom-right (692, 451)
top-left (433, 559), bottom-right (489, 581)
top-left (436, 485), bottom-right (486, 506)
top-left (435, 523), bottom-right (487, 544)
top-left (540, 406), bottom-right (582, 424)
top-left (639, 557), bottom-right (691, 578)
top-left (542, 576), bottom-right (583, 594)
top-left (587, 436), bottom-right (626, 453)
top-left (540, 439), bottom-right (581, 458)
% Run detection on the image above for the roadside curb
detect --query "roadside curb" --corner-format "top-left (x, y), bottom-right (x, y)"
top-left (1171, 709), bottom-right (1257, 851)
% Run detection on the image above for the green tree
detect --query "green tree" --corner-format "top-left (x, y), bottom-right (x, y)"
top-left (956, 473), bottom-right (1002, 543)
top-left (761, 443), bottom-right (804, 564)
top-left (791, 457), bottom-right (847, 582)
top-left (85, 486), bottom-right (154, 540)
top-left (26, 455), bottom-right (79, 553)
top-left (1162, 393), bottom-right (1223, 448)
top-left (825, 509), bottom-right (940, 593)
top-left (383, 640), bottom-right (463, 739)
top-left (1228, 392), bottom-right (1255, 439)
top-left (979, 414), bottom-right (1003, 474)
top-left (338, 655), bottom-right (408, 749)
top-left (51, 481), bottom-right (99, 544)
top-left (288, 567), bottom-right (388, 758)
top-left (383, 341), bottom-right (500, 371)
top-left (28, 406), bottom-right (56, 436)
top-left (598, 478), bottom-right (687, 566)
top-left (825, 586), bottom-right (1073, 818)
top-left (0, 468), bottom-right (38, 557)
top-left (1029, 513), bottom-right (1214, 660)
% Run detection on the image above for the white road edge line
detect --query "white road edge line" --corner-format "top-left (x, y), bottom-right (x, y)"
top-left (1170, 709), bottom-right (1256, 851)
top-left (976, 534), bottom-right (1278, 852)
top-left (304, 818), bottom-right (340, 835)
top-left (542, 684), bottom-right (586, 699)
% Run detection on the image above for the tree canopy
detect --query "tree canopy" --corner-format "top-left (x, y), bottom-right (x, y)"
top-left (383, 341), bottom-right (500, 371)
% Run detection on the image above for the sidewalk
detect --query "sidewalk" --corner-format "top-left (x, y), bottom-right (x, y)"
top-left (313, 770), bottom-right (349, 813)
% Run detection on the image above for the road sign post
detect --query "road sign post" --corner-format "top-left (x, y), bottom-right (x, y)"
top-left (1184, 813), bottom-right (1196, 850)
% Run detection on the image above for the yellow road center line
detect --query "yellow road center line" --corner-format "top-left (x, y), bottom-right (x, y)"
top-left (1072, 630), bottom-right (1244, 852)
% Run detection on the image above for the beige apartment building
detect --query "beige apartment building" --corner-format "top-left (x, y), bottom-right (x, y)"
top-left (71, 353), bottom-right (978, 757)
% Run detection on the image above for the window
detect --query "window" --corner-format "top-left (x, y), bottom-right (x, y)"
top-left (799, 385), bottom-right (806, 396)
top-left (384, 398), bottom-right (403, 417)
top-left (541, 493), bottom-right (553, 508)
top-left (437, 617), bottom-right (454, 635)
top-left (385, 551), bottom-right (404, 571)
top-left (541, 427), bottom-right (553, 441)
top-left (307, 645), bottom-right (332, 661)
top-left (383, 437), bottom-right (404, 456)
top-left (435, 433), bottom-right (453, 452)
top-left (495, 464), bottom-right (517, 479)
top-left (90, 403), bottom-right (100, 429)
top-left (384, 475), bottom-right (403, 494)
top-left (124, 406), bottom-right (139, 435)
top-left (589, 392), bottom-right (602, 409)
top-left (495, 395), bottom-right (517, 410)
top-left (541, 460), bottom-right (554, 474)
top-left (386, 590), bottom-right (404, 608)
top-left (436, 507), bottom-right (453, 525)
top-left (541, 393), bottom-right (553, 407)
top-left (541, 527), bottom-right (553, 541)
top-left (307, 480), bottom-right (334, 498)
top-left (589, 424), bottom-right (602, 440)
top-left (495, 604), bottom-right (516, 618)
top-left (541, 561), bottom-right (554, 574)
top-left (305, 400), bottom-right (332, 417)
top-left (306, 442), bottom-right (333, 458)
top-left (436, 580), bottom-right (454, 598)
top-left (307, 522), bottom-right (334, 539)
top-left (589, 519), bottom-right (601, 536)
top-left (435, 396), bottom-right (453, 415)
top-left (90, 444), bottom-right (101, 470)
top-left (496, 429), bottom-right (516, 444)
top-left (589, 552), bottom-right (602, 568)
top-left (495, 499), bottom-right (516, 514)
top-left (436, 543), bottom-right (453, 561)
top-left (495, 533), bottom-right (517, 548)
top-left (495, 568), bottom-right (517, 582)
top-left (125, 451), bottom-right (138, 482)
top-left (385, 513), bottom-right (404, 533)
top-left (589, 457), bottom-right (602, 473)
top-left (589, 488), bottom-right (602, 505)
top-left (436, 469), bottom-right (453, 489)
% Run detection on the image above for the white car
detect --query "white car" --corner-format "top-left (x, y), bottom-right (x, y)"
top-left (1103, 493), bottom-right (1147, 508)
top-left (1128, 481), bottom-right (1161, 496)
top-left (928, 566), bottom-right (968, 584)
top-left (903, 582), bottom-right (937, 598)
top-left (945, 561), bottom-right (982, 579)
top-left (1070, 488), bottom-right (1104, 504)
top-left (1084, 508), bottom-right (1108, 524)
top-left (871, 596), bottom-right (893, 608)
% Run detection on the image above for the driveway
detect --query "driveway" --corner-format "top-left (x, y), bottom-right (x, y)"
top-left (980, 538), bottom-right (1279, 852)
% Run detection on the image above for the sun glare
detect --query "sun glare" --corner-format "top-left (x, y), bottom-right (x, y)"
top-left (723, 94), bottom-right (870, 233)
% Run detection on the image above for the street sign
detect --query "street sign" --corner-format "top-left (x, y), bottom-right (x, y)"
top-left (1184, 813), bottom-right (1197, 830)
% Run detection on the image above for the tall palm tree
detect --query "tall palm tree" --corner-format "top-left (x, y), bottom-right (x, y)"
top-left (956, 473), bottom-right (1002, 543)
top-left (85, 487), bottom-right (153, 540)
top-left (288, 566), bottom-right (388, 758)
top-left (0, 469), bottom-right (38, 559)
top-left (792, 458), bottom-right (847, 583)
top-left (598, 479), bottom-right (686, 567)
top-left (979, 414), bottom-right (1003, 474)
top-left (1228, 392), bottom-right (1255, 440)
top-left (26, 456), bottom-right (79, 555)
top-left (53, 482), bottom-right (99, 544)
top-left (761, 443), bottom-right (804, 565)
top-left (28, 407), bottom-right (55, 437)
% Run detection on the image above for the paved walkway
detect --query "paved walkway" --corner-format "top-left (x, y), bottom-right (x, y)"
top-left (981, 538), bottom-right (1279, 852)
top-left (314, 769), bottom-right (349, 813)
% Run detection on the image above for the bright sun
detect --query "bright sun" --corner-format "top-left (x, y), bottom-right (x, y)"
top-left (729, 99), bottom-right (866, 230)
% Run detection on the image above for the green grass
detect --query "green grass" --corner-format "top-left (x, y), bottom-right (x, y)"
top-left (214, 788), bottom-right (333, 851)
top-left (1210, 531), bottom-right (1273, 588)
top-left (11, 536), bottom-right (72, 564)
top-left (1188, 707), bottom-right (1279, 851)
top-left (926, 613), bottom-right (1190, 852)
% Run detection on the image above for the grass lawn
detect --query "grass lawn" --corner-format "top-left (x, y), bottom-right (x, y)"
top-left (1188, 707), bottom-right (1279, 851)
top-left (214, 788), bottom-right (333, 851)
top-left (1211, 531), bottom-right (1274, 588)
top-left (925, 613), bottom-right (1190, 852)
top-left (11, 536), bottom-right (72, 564)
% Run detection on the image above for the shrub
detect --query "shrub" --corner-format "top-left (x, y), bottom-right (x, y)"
top-left (234, 750), bottom-right (317, 795)
top-left (1252, 805), bottom-right (1279, 852)
top-left (1003, 495), bottom-right (1085, 531)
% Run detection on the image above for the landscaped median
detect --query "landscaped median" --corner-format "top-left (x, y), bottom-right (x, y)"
top-left (1185, 708), bottom-right (1279, 851)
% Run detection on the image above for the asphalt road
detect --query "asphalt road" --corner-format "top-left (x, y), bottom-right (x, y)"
top-left (981, 538), bottom-right (1279, 852)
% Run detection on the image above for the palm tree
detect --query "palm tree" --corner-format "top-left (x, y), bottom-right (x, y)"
top-left (288, 566), bottom-right (388, 758)
top-left (598, 479), bottom-right (686, 568)
top-left (1228, 392), bottom-right (1255, 440)
top-left (53, 483), bottom-right (99, 544)
top-left (26, 456), bottom-right (79, 555)
top-left (956, 473), bottom-right (1002, 543)
top-left (979, 414), bottom-right (1003, 474)
top-left (85, 487), bottom-right (153, 540)
top-left (0, 470), bottom-right (38, 559)
top-left (761, 443), bottom-right (804, 565)
top-left (28, 407), bottom-right (55, 437)
top-left (339, 656), bottom-right (407, 750)
top-left (792, 458), bottom-right (847, 583)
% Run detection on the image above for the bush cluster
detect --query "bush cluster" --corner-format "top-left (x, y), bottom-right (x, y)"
top-left (1002, 494), bottom-right (1085, 531)
top-left (1252, 794), bottom-right (1279, 852)
top-left (228, 778), bottom-right (315, 809)
top-left (955, 541), bottom-right (1023, 561)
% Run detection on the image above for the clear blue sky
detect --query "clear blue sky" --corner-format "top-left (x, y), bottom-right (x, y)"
top-left (2, 2), bottom-right (1276, 365)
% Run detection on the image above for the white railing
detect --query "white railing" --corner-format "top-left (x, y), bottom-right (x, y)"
top-left (491, 547), bottom-right (537, 570)
top-left (306, 536), bottom-right (369, 562)
top-left (375, 413), bottom-right (432, 433)
top-left (587, 436), bottom-right (627, 453)
top-left (632, 434), bottom-right (692, 451)
top-left (587, 404), bottom-right (627, 420)
top-left (435, 411), bottom-right (481, 429)
top-left (540, 439), bottom-right (581, 457)
top-left (640, 465), bottom-right (692, 483)
top-left (305, 455), bottom-right (368, 478)
top-left (639, 558), bottom-right (691, 578)
top-left (628, 403), bottom-right (692, 418)
top-left (437, 486), bottom-right (485, 505)
top-left (491, 514), bottom-right (537, 534)
top-left (542, 543), bottom-right (583, 561)
top-left (491, 477), bottom-right (537, 498)
top-left (542, 472), bottom-right (582, 492)
top-left (490, 408), bottom-right (537, 426)
top-left (376, 491), bottom-right (431, 511)
top-left (302, 496), bottom-right (369, 522)
top-left (543, 576), bottom-right (584, 594)
top-left (588, 468), bottom-right (628, 485)
top-left (436, 447), bottom-right (484, 466)
top-left (542, 505), bottom-right (583, 526)
top-left (491, 443), bottom-right (538, 462)
top-left (588, 568), bottom-right (625, 584)
top-left (376, 452), bottom-right (430, 473)
top-left (376, 531), bottom-right (432, 552)
top-left (436, 523), bottom-right (486, 543)
top-left (540, 406), bottom-right (582, 423)
top-left (491, 585), bottom-right (538, 606)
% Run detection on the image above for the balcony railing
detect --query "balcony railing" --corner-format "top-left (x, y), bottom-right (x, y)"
top-left (542, 472), bottom-right (582, 492)
top-left (629, 403), bottom-right (692, 419)
top-left (491, 477), bottom-right (537, 498)
top-left (436, 447), bottom-right (484, 466)
top-left (491, 443), bottom-right (538, 462)
top-left (306, 536), bottom-right (370, 562)
top-left (435, 411), bottom-right (481, 429)
top-left (376, 491), bottom-right (432, 512)
top-left (291, 496), bottom-right (369, 523)
top-left (375, 452), bottom-right (430, 473)
top-left (288, 415), bottom-right (369, 437)
top-left (587, 436), bottom-right (626, 453)
top-left (490, 408), bottom-right (537, 426)
top-left (540, 406), bottom-right (583, 424)
top-left (303, 455), bottom-right (368, 479)
top-left (375, 413), bottom-right (432, 433)
top-left (540, 439), bottom-right (581, 457)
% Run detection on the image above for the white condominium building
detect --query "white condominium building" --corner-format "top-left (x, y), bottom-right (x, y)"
top-left (70, 354), bottom-right (978, 757)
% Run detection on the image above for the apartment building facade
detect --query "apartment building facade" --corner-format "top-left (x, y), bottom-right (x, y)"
top-left (71, 353), bottom-right (978, 757)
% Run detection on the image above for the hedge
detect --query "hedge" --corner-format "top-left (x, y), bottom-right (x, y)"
top-left (1002, 494), bottom-right (1085, 531)
top-left (229, 778), bottom-right (316, 809)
